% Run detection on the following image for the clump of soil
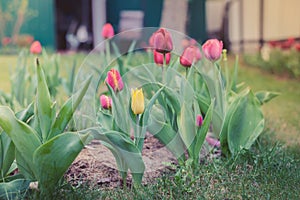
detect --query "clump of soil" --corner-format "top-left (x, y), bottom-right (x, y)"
top-left (66, 133), bottom-right (177, 188)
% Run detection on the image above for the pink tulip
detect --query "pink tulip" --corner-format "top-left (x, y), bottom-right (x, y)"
top-left (100, 95), bottom-right (112, 109)
top-left (106, 69), bottom-right (124, 92)
top-left (206, 136), bottom-right (220, 148)
top-left (153, 50), bottom-right (171, 66)
top-left (202, 39), bottom-right (223, 61)
top-left (1, 37), bottom-right (11, 46)
top-left (30, 41), bottom-right (42, 54)
top-left (153, 28), bottom-right (173, 53)
top-left (180, 46), bottom-right (202, 68)
top-left (102, 23), bottom-right (114, 39)
top-left (196, 114), bottom-right (203, 127)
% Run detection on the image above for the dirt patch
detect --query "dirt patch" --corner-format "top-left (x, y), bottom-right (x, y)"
top-left (66, 133), bottom-right (177, 188)
top-left (66, 133), bottom-right (221, 188)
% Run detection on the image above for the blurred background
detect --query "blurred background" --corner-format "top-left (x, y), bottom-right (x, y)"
top-left (0, 0), bottom-right (299, 53)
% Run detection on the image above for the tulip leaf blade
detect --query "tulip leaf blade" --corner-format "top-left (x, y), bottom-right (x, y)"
top-left (33, 132), bottom-right (89, 193)
top-left (0, 106), bottom-right (41, 176)
top-left (0, 132), bottom-right (15, 179)
top-left (107, 83), bottom-right (130, 134)
top-left (0, 179), bottom-right (31, 199)
top-left (177, 102), bottom-right (196, 152)
top-left (48, 76), bottom-right (92, 139)
top-left (36, 59), bottom-right (53, 142)
top-left (255, 91), bottom-right (279, 105)
top-left (193, 100), bottom-right (214, 160)
top-left (147, 106), bottom-right (186, 159)
top-left (90, 128), bottom-right (145, 184)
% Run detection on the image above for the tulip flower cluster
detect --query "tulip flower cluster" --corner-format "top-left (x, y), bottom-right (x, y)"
top-left (68, 24), bottom-right (278, 188)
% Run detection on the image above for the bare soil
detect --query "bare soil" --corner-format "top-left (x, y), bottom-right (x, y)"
top-left (66, 133), bottom-right (177, 188)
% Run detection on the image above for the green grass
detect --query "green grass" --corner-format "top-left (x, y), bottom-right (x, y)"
top-left (0, 55), bottom-right (17, 93)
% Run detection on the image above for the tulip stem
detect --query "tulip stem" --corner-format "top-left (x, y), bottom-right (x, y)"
top-left (106, 41), bottom-right (111, 64)
top-left (224, 57), bottom-right (229, 93)
top-left (162, 53), bottom-right (166, 83)
top-left (135, 114), bottom-right (144, 151)
top-left (186, 68), bottom-right (188, 79)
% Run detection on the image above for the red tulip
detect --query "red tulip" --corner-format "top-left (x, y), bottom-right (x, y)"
top-left (30, 41), bottom-right (42, 54)
top-left (280, 37), bottom-right (295, 50)
top-left (268, 40), bottom-right (279, 48)
top-left (196, 114), bottom-right (203, 127)
top-left (295, 43), bottom-right (300, 52)
top-left (1, 37), bottom-right (11, 46)
top-left (100, 94), bottom-right (112, 109)
top-left (153, 50), bottom-right (171, 66)
top-left (102, 23), bottom-right (114, 39)
top-left (180, 46), bottom-right (202, 67)
top-left (106, 69), bottom-right (124, 92)
top-left (152, 28), bottom-right (173, 54)
top-left (202, 39), bottom-right (223, 61)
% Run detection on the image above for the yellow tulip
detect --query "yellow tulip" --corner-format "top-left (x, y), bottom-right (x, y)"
top-left (131, 88), bottom-right (145, 115)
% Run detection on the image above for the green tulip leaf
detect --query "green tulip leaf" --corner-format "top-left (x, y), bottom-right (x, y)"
top-left (255, 91), bottom-right (280, 105)
top-left (90, 128), bottom-right (145, 184)
top-left (147, 106), bottom-right (186, 159)
top-left (107, 83), bottom-right (130, 134)
top-left (0, 106), bottom-right (41, 174)
top-left (33, 132), bottom-right (90, 193)
top-left (15, 150), bottom-right (36, 180)
top-left (177, 102), bottom-right (196, 152)
top-left (48, 76), bottom-right (92, 139)
top-left (0, 132), bottom-right (15, 179)
top-left (193, 100), bottom-right (214, 159)
top-left (36, 59), bottom-right (54, 142)
top-left (221, 88), bottom-right (265, 155)
top-left (0, 179), bottom-right (30, 199)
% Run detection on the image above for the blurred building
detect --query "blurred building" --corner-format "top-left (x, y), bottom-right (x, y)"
top-left (206, 0), bottom-right (300, 52)
top-left (4, 0), bottom-right (298, 52)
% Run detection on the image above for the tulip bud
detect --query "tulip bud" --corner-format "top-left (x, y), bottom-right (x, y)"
top-left (100, 95), bottom-right (112, 109)
top-left (180, 46), bottom-right (202, 68)
top-left (153, 50), bottom-right (171, 66)
top-left (196, 114), bottom-right (203, 127)
top-left (202, 39), bottom-right (223, 61)
top-left (102, 23), bottom-right (114, 39)
top-left (153, 28), bottom-right (173, 54)
top-left (106, 69), bottom-right (124, 92)
top-left (30, 41), bottom-right (42, 54)
top-left (131, 88), bottom-right (145, 115)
